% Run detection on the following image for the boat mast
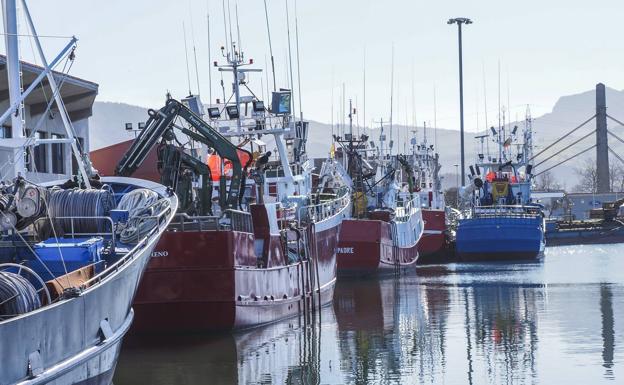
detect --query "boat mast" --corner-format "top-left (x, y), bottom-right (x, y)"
top-left (19, 0), bottom-right (93, 186)
top-left (3, 0), bottom-right (22, 143)
top-left (206, 10), bottom-right (213, 103)
top-left (363, 47), bottom-right (366, 136)
top-left (389, 44), bottom-right (394, 156)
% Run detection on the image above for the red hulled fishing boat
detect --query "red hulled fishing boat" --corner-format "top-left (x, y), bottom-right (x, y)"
top-left (92, 48), bottom-right (349, 332)
top-left (407, 130), bottom-right (449, 263)
top-left (332, 117), bottom-right (424, 275)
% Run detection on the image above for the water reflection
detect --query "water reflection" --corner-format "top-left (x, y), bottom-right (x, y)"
top-left (600, 284), bottom-right (614, 379)
top-left (115, 245), bottom-right (624, 385)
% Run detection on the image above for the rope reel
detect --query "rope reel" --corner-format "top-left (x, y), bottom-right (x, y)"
top-left (46, 188), bottom-right (115, 235)
top-left (0, 268), bottom-right (42, 320)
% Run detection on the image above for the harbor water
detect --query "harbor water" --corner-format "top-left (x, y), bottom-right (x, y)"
top-left (114, 244), bottom-right (624, 384)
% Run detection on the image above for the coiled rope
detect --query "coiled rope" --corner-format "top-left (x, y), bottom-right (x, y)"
top-left (0, 271), bottom-right (41, 320)
top-left (116, 189), bottom-right (170, 244)
top-left (47, 188), bottom-right (115, 234)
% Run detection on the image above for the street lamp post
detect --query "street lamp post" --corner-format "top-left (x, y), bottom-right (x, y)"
top-left (448, 17), bottom-right (472, 187)
top-left (454, 163), bottom-right (459, 207)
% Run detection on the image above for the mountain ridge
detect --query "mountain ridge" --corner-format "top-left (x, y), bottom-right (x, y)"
top-left (89, 85), bottom-right (624, 190)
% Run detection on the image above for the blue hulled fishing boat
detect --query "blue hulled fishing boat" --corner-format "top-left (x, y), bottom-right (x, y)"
top-left (455, 110), bottom-right (545, 262)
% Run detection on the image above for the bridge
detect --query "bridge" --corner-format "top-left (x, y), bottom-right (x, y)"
top-left (532, 83), bottom-right (624, 193)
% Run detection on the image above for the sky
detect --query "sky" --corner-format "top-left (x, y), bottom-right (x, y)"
top-left (9, 0), bottom-right (624, 133)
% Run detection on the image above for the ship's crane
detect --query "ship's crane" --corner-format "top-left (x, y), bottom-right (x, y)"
top-left (115, 98), bottom-right (252, 213)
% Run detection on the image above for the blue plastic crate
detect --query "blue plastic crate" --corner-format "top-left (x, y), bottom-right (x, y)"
top-left (29, 237), bottom-right (104, 281)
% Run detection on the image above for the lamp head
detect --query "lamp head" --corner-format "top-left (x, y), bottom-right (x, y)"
top-left (448, 17), bottom-right (473, 25)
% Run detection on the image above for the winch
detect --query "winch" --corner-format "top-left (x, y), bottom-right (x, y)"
top-left (0, 178), bottom-right (47, 232)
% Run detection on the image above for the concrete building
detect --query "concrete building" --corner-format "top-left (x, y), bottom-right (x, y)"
top-left (0, 54), bottom-right (98, 182)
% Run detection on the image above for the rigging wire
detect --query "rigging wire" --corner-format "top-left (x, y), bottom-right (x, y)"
top-left (0, 32), bottom-right (73, 39)
top-left (0, 48), bottom-right (76, 178)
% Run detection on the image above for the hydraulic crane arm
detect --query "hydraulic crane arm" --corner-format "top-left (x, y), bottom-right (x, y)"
top-left (115, 98), bottom-right (251, 210)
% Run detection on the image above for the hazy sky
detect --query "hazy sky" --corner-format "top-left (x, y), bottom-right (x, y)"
top-left (12, 0), bottom-right (624, 132)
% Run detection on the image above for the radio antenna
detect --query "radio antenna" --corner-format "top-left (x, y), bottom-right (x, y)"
top-left (389, 44), bottom-right (394, 155)
top-left (482, 61), bottom-right (488, 128)
top-left (235, 1), bottom-right (242, 52)
top-left (363, 47), bottom-right (367, 135)
top-left (285, 0), bottom-right (296, 120)
top-left (294, 0), bottom-right (303, 124)
top-left (182, 22), bottom-right (192, 96)
top-left (263, 0), bottom-right (277, 92)
top-left (188, 0), bottom-right (201, 95)
top-left (221, 0), bottom-right (230, 54)
top-left (206, 8), bottom-right (213, 103)
top-left (226, 0), bottom-right (234, 53)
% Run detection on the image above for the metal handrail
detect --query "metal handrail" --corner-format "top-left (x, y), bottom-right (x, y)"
top-left (169, 213), bottom-right (220, 232)
top-left (394, 196), bottom-right (421, 222)
top-left (472, 204), bottom-right (542, 218)
top-left (81, 205), bottom-right (172, 288)
top-left (300, 192), bottom-right (350, 223)
top-left (50, 216), bottom-right (115, 247)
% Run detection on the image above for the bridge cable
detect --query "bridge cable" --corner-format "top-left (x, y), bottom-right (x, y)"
top-left (607, 129), bottom-right (624, 146)
top-left (534, 129), bottom-right (596, 168)
top-left (608, 146), bottom-right (624, 166)
top-left (607, 114), bottom-right (624, 128)
top-left (534, 145), bottom-right (596, 177)
top-left (529, 114), bottom-right (595, 162)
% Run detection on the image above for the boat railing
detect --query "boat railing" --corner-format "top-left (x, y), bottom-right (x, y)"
top-left (33, 216), bottom-right (116, 247)
top-left (472, 205), bottom-right (543, 219)
top-left (226, 209), bottom-right (254, 233)
top-left (299, 192), bottom-right (350, 223)
top-left (265, 163), bottom-right (305, 178)
top-left (81, 204), bottom-right (173, 289)
top-left (169, 213), bottom-right (220, 232)
top-left (168, 210), bottom-right (254, 233)
top-left (53, 216), bottom-right (116, 250)
top-left (394, 196), bottom-right (421, 222)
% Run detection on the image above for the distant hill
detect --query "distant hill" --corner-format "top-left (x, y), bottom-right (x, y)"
top-left (89, 86), bottom-right (624, 191)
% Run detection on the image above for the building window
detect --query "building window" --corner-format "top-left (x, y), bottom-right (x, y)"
top-left (0, 125), bottom-right (11, 138)
top-left (51, 133), bottom-right (65, 174)
top-left (33, 131), bottom-right (47, 172)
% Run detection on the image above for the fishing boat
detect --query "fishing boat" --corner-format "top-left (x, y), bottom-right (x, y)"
top-left (405, 128), bottom-right (450, 263)
top-left (92, 43), bottom-right (349, 333)
top-left (0, 2), bottom-right (177, 384)
top-left (455, 111), bottom-right (545, 262)
top-left (334, 116), bottom-right (424, 275)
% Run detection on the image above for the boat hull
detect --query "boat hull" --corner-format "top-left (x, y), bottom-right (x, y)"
top-left (0, 178), bottom-right (175, 385)
top-left (418, 209), bottom-right (447, 256)
top-left (132, 205), bottom-right (346, 333)
top-left (456, 216), bottom-right (545, 262)
top-left (336, 216), bottom-right (421, 276)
